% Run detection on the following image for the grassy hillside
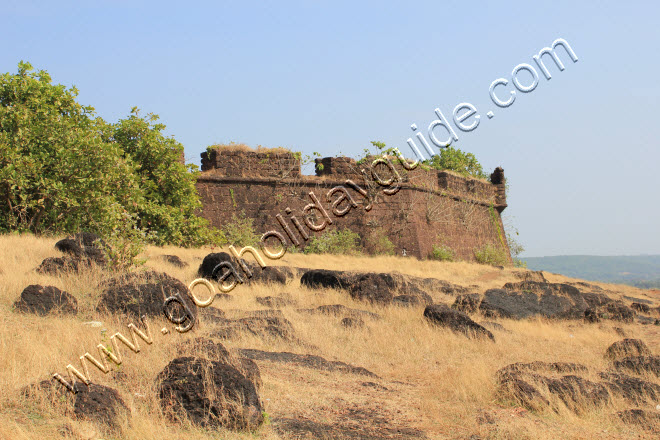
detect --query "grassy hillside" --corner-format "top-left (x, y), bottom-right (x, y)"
top-left (1, 234), bottom-right (659, 439)
top-left (523, 255), bottom-right (660, 288)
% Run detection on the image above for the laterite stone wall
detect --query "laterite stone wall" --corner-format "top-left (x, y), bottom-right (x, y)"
top-left (195, 149), bottom-right (510, 262)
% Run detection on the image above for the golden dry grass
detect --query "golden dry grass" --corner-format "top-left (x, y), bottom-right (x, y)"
top-left (208, 142), bottom-right (293, 154)
top-left (1, 233), bottom-right (659, 439)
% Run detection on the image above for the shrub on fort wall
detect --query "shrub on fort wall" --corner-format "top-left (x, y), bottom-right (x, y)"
top-left (430, 244), bottom-right (455, 262)
top-left (473, 243), bottom-right (509, 266)
top-left (424, 146), bottom-right (488, 180)
top-left (304, 228), bottom-right (362, 255)
top-left (221, 211), bottom-right (259, 247)
top-left (363, 228), bottom-right (395, 256)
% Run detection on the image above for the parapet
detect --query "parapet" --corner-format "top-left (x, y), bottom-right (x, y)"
top-left (200, 148), bottom-right (301, 178)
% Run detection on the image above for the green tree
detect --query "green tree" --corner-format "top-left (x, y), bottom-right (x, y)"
top-left (109, 109), bottom-right (220, 246)
top-left (0, 62), bottom-right (221, 247)
top-left (424, 146), bottom-right (488, 179)
top-left (0, 61), bottom-right (141, 234)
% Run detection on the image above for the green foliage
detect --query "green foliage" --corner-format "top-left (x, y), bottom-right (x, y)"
top-left (430, 244), bottom-right (455, 262)
top-left (503, 216), bottom-right (526, 268)
top-left (0, 62), bottom-right (222, 247)
top-left (98, 209), bottom-right (154, 272)
top-left (473, 243), bottom-right (509, 266)
top-left (303, 228), bottom-right (362, 255)
top-left (363, 228), bottom-right (395, 255)
top-left (221, 210), bottom-right (260, 247)
top-left (423, 146), bottom-right (488, 179)
top-left (0, 61), bottom-right (139, 235)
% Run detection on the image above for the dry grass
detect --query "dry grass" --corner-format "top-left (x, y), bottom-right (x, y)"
top-left (207, 142), bottom-right (293, 154)
top-left (1, 233), bottom-right (659, 439)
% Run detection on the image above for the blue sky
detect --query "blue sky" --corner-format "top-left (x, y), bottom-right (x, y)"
top-left (2, 0), bottom-right (659, 257)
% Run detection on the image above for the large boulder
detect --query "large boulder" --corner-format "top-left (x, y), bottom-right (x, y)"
top-left (23, 380), bottom-right (129, 427)
top-left (198, 252), bottom-right (235, 280)
top-left (604, 339), bottom-right (652, 361)
top-left (55, 232), bottom-right (108, 265)
top-left (13, 285), bottom-right (77, 315)
top-left (423, 304), bottom-right (494, 341)
top-left (212, 316), bottom-right (297, 341)
top-left (464, 282), bottom-right (635, 322)
top-left (496, 362), bottom-right (610, 413)
top-left (613, 356), bottom-right (660, 378)
top-left (96, 271), bottom-right (197, 324)
top-left (156, 356), bottom-right (263, 430)
top-left (599, 372), bottom-right (660, 404)
top-left (347, 272), bottom-right (396, 304)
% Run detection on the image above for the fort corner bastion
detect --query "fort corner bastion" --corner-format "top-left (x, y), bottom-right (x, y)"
top-left (195, 147), bottom-right (511, 262)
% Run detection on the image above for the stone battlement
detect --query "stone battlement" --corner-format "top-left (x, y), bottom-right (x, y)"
top-left (195, 148), bottom-right (510, 261)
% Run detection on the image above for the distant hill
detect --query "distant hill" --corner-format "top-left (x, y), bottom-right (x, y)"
top-left (523, 255), bottom-right (660, 289)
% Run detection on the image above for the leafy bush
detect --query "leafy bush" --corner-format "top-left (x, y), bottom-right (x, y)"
top-left (221, 211), bottom-right (259, 247)
top-left (303, 228), bottom-right (362, 255)
top-left (473, 243), bottom-right (509, 266)
top-left (424, 146), bottom-right (488, 179)
top-left (0, 62), bottom-right (222, 247)
top-left (99, 210), bottom-right (154, 272)
top-left (363, 228), bottom-right (395, 255)
top-left (430, 244), bottom-right (455, 262)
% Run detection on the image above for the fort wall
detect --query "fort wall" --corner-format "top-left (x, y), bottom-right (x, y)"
top-left (196, 149), bottom-right (510, 262)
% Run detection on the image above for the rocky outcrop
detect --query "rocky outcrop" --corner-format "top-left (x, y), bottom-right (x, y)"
top-left (96, 271), bottom-right (197, 324)
top-left (13, 285), bottom-right (77, 315)
top-left (23, 380), bottom-right (129, 427)
top-left (604, 339), bottom-right (652, 361)
top-left (156, 356), bottom-right (263, 430)
top-left (423, 304), bottom-right (494, 341)
top-left (36, 232), bottom-right (108, 274)
top-left (452, 282), bottom-right (635, 322)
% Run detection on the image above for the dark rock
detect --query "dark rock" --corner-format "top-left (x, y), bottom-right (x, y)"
top-left (13, 285), bottom-right (77, 315)
top-left (614, 356), bottom-right (660, 378)
top-left (605, 339), bottom-right (652, 361)
top-left (23, 380), bottom-right (129, 427)
top-left (198, 252), bottom-right (237, 280)
top-left (36, 256), bottom-right (90, 275)
top-left (96, 271), bottom-right (198, 324)
top-left (479, 282), bottom-right (634, 322)
top-left (496, 364), bottom-right (610, 413)
top-left (600, 372), bottom-right (660, 404)
top-left (616, 409), bottom-right (660, 431)
top-left (300, 269), bottom-right (347, 290)
top-left (631, 302), bottom-right (650, 313)
top-left (347, 273), bottom-right (396, 304)
top-left (479, 321), bottom-right (509, 333)
top-left (341, 317), bottom-right (365, 328)
top-left (200, 306), bottom-right (227, 323)
top-left (157, 356), bottom-right (263, 430)
top-left (496, 370), bottom-right (549, 411)
top-left (498, 361), bottom-right (588, 375)
top-left (595, 301), bottom-right (636, 323)
top-left (423, 304), bottom-right (495, 341)
top-left (637, 315), bottom-right (660, 325)
top-left (452, 294), bottom-right (482, 314)
top-left (175, 338), bottom-right (262, 390)
top-left (624, 295), bottom-right (653, 305)
top-left (212, 316), bottom-right (296, 341)
top-left (215, 293), bottom-right (233, 301)
top-left (256, 296), bottom-right (294, 308)
top-left (238, 348), bottom-right (378, 377)
top-left (392, 295), bottom-right (424, 307)
top-left (161, 254), bottom-right (188, 268)
top-left (55, 232), bottom-right (108, 265)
